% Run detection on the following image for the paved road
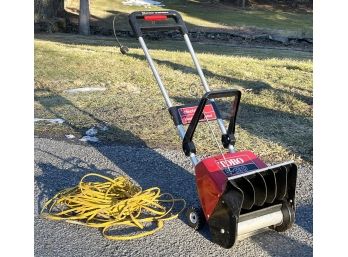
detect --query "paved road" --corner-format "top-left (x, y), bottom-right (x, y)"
top-left (34, 138), bottom-right (313, 257)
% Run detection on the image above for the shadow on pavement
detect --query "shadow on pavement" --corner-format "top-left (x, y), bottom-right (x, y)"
top-left (35, 149), bottom-right (119, 211)
top-left (295, 203), bottom-right (313, 235)
top-left (252, 228), bottom-right (312, 256)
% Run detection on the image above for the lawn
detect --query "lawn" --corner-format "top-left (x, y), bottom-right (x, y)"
top-left (65, 0), bottom-right (313, 37)
top-left (34, 33), bottom-right (312, 164)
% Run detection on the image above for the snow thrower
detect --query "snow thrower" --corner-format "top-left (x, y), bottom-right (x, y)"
top-left (128, 10), bottom-right (297, 248)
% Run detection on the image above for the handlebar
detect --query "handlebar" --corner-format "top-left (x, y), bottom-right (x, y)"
top-left (182, 89), bottom-right (241, 156)
top-left (129, 10), bottom-right (188, 38)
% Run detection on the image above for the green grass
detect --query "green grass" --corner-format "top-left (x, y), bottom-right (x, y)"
top-left (34, 33), bottom-right (312, 164)
top-left (65, 0), bottom-right (312, 37)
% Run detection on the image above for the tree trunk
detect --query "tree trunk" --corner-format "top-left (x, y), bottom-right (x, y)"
top-left (79, 0), bottom-right (90, 35)
top-left (34, 0), bottom-right (65, 22)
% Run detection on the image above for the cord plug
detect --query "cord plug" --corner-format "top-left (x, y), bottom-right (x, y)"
top-left (120, 45), bottom-right (129, 55)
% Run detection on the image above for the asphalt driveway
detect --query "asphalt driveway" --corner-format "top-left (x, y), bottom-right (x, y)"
top-left (34, 138), bottom-right (312, 257)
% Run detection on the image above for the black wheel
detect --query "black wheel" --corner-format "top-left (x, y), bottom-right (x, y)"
top-left (273, 201), bottom-right (295, 232)
top-left (185, 206), bottom-right (206, 230)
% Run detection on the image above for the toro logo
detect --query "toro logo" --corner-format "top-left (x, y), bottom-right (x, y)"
top-left (217, 157), bottom-right (244, 169)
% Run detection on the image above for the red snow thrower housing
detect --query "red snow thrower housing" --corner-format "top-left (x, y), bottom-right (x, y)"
top-left (128, 11), bottom-right (297, 248)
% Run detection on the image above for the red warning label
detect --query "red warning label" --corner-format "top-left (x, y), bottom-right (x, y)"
top-left (178, 104), bottom-right (217, 125)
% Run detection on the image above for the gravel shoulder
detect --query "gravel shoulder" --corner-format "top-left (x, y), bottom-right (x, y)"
top-left (34, 138), bottom-right (312, 257)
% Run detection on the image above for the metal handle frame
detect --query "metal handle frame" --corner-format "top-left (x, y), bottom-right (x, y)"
top-left (129, 11), bottom-right (236, 166)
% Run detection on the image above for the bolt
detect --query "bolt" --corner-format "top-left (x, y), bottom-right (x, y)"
top-left (220, 228), bottom-right (225, 234)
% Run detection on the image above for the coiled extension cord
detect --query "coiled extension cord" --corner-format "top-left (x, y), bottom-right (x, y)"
top-left (41, 173), bottom-right (185, 240)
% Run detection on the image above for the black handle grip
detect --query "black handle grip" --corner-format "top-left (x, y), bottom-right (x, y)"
top-left (129, 10), bottom-right (188, 37)
top-left (182, 89), bottom-right (241, 156)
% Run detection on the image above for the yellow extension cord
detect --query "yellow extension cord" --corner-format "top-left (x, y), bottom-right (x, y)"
top-left (41, 173), bottom-right (185, 240)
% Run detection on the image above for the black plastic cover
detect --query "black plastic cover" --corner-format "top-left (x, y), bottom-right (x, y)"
top-left (207, 162), bottom-right (297, 248)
